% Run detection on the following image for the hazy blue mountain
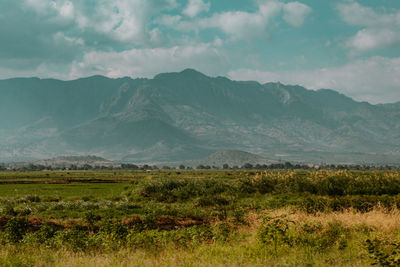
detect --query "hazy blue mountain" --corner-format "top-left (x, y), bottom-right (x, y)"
top-left (1, 69), bottom-right (400, 164)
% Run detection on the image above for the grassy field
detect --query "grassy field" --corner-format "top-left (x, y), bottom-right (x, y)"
top-left (0, 170), bottom-right (400, 266)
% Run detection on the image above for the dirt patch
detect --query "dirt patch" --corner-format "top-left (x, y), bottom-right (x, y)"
top-left (121, 215), bottom-right (208, 230)
top-left (0, 216), bottom-right (9, 227)
top-left (156, 216), bottom-right (207, 230)
top-left (28, 216), bottom-right (43, 230)
top-left (121, 216), bottom-right (142, 226)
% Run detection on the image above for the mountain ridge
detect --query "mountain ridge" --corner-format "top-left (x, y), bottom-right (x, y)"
top-left (1, 69), bottom-right (400, 164)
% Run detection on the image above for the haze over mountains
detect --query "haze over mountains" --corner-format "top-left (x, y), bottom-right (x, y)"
top-left (1, 69), bottom-right (400, 165)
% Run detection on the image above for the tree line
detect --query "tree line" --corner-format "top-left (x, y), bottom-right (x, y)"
top-left (0, 162), bottom-right (399, 171)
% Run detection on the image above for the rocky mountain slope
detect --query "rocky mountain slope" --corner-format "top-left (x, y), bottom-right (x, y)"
top-left (1, 69), bottom-right (399, 164)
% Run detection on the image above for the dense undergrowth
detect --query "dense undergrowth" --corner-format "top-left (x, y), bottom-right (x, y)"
top-left (0, 170), bottom-right (400, 266)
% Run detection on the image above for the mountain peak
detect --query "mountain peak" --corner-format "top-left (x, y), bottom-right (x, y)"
top-left (180, 68), bottom-right (205, 76)
top-left (154, 69), bottom-right (208, 80)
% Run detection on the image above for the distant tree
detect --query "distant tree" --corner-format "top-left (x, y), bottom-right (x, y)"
top-left (121, 164), bottom-right (138, 170)
top-left (243, 163), bottom-right (253, 169)
top-left (82, 164), bottom-right (92, 170)
top-left (70, 164), bottom-right (78, 170)
top-left (179, 165), bottom-right (185, 170)
top-left (197, 165), bottom-right (205, 170)
top-left (222, 164), bottom-right (229, 169)
top-left (284, 162), bottom-right (293, 169)
top-left (141, 164), bottom-right (151, 170)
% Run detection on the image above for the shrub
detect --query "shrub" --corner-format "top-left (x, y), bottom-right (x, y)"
top-left (301, 195), bottom-right (329, 214)
top-left (99, 220), bottom-right (128, 244)
top-left (366, 238), bottom-right (400, 266)
top-left (28, 223), bottom-right (59, 244)
top-left (139, 178), bottom-right (234, 202)
top-left (84, 211), bottom-right (101, 231)
top-left (1, 205), bottom-right (17, 216)
top-left (258, 215), bottom-right (293, 254)
top-left (25, 195), bottom-right (41, 203)
top-left (54, 225), bottom-right (89, 251)
top-left (212, 223), bottom-right (232, 242)
top-left (293, 220), bottom-right (348, 251)
top-left (5, 217), bottom-right (29, 243)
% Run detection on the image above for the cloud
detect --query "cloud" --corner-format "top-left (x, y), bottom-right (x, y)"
top-left (69, 44), bottom-right (230, 79)
top-left (183, 0), bottom-right (210, 18)
top-left (337, 1), bottom-right (400, 53)
top-left (282, 2), bottom-right (312, 27)
top-left (228, 56), bottom-right (400, 104)
top-left (21, 0), bottom-right (179, 46)
top-left (73, 0), bottom-right (178, 44)
top-left (160, 0), bottom-right (311, 41)
top-left (0, 0), bottom-right (181, 77)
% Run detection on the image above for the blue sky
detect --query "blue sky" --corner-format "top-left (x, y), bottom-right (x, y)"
top-left (0, 0), bottom-right (399, 103)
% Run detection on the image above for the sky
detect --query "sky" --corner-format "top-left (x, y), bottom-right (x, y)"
top-left (0, 0), bottom-right (399, 104)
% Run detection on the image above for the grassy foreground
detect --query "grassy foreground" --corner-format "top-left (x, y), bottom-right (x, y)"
top-left (1, 170), bottom-right (400, 266)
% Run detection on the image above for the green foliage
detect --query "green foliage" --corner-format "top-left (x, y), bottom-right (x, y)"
top-left (5, 217), bottom-right (29, 243)
top-left (139, 178), bottom-right (234, 202)
top-left (54, 225), bottom-right (89, 251)
top-left (0, 169), bottom-right (399, 266)
top-left (99, 220), bottom-right (128, 244)
top-left (26, 223), bottom-right (59, 245)
top-left (84, 211), bottom-right (101, 231)
top-left (366, 238), bottom-right (400, 266)
top-left (258, 214), bottom-right (293, 255)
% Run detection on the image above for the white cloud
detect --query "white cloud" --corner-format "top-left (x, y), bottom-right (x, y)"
top-left (282, 2), bottom-right (312, 27)
top-left (53, 32), bottom-right (84, 46)
top-left (183, 0), bottom-right (210, 18)
top-left (24, 0), bottom-right (178, 45)
top-left (228, 57), bottom-right (400, 104)
top-left (346, 28), bottom-right (399, 53)
top-left (337, 1), bottom-right (400, 53)
top-left (24, 0), bottom-right (75, 21)
top-left (69, 44), bottom-right (229, 79)
top-left (56, 1), bottom-right (74, 20)
top-left (160, 0), bottom-right (311, 40)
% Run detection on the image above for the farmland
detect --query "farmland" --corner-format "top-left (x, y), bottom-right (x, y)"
top-left (1, 170), bottom-right (400, 266)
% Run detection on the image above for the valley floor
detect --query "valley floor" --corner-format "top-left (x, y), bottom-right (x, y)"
top-left (0, 170), bottom-right (399, 266)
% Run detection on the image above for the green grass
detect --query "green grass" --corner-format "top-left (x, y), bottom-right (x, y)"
top-left (0, 183), bottom-right (127, 198)
top-left (0, 169), bottom-right (400, 266)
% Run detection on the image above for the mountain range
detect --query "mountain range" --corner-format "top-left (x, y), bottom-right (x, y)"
top-left (1, 69), bottom-right (400, 165)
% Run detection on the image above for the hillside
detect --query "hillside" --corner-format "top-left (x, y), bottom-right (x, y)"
top-left (1, 69), bottom-right (400, 164)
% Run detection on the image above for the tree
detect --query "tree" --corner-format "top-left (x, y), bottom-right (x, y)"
top-left (223, 164), bottom-right (229, 169)
top-left (243, 163), bottom-right (253, 169)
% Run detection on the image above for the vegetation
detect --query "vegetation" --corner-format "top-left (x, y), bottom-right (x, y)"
top-left (0, 169), bottom-right (400, 266)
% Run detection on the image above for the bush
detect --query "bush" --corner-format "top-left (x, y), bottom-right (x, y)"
top-left (258, 215), bottom-right (293, 254)
top-left (139, 179), bottom-right (234, 202)
top-left (99, 220), bottom-right (128, 244)
top-left (28, 223), bottom-right (59, 245)
top-left (84, 211), bottom-right (101, 231)
top-left (25, 195), bottom-right (41, 203)
top-left (54, 225), bottom-right (89, 251)
top-left (5, 217), bottom-right (29, 243)
top-left (366, 238), bottom-right (400, 266)
top-left (292, 221), bottom-right (348, 251)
